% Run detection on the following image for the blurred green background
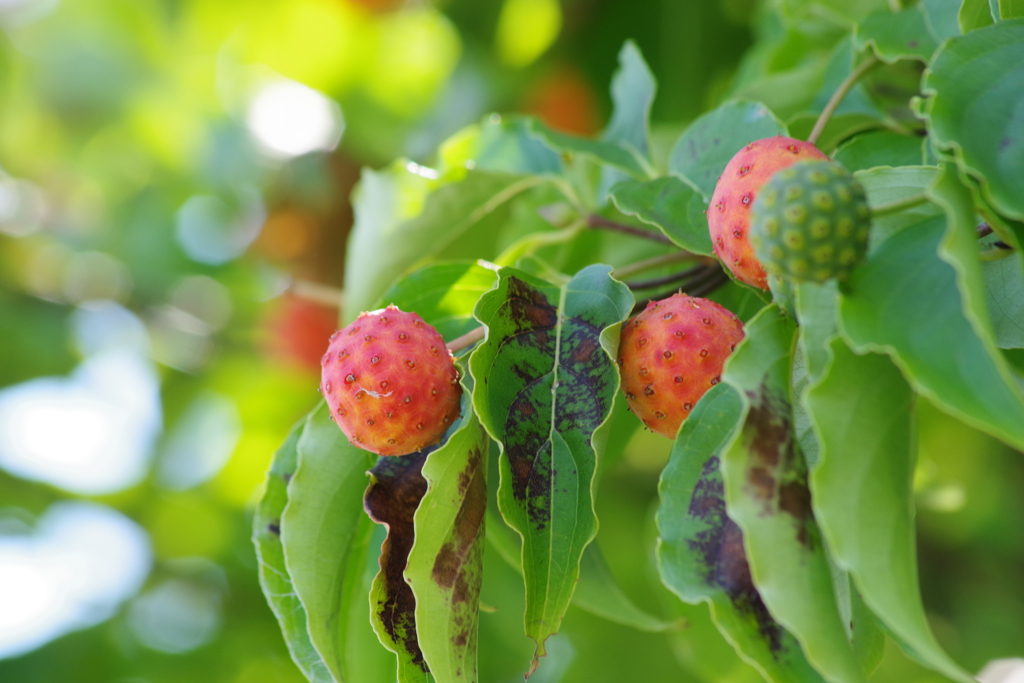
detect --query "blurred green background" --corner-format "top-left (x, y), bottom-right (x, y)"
top-left (0, 1), bottom-right (1020, 682)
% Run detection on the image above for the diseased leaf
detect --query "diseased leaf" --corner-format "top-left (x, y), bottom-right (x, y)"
top-left (345, 164), bottom-right (546, 320)
top-left (923, 19), bottom-right (1024, 221)
top-left (406, 404), bottom-right (489, 683)
top-left (609, 176), bottom-right (714, 255)
top-left (657, 383), bottom-right (826, 683)
top-left (365, 451), bottom-right (433, 683)
top-left (721, 305), bottom-right (868, 683)
top-left (254, 419), bottom-right (334, 683)
top-left (840, 171), bottom-right (1024, 451)
top-left (805, 339), bottom-right (973, 682)
top-left (469, 264), bottom-right (633, 671)
top-left (282, 403), bottom-right (392, 683)
top-left (669, 101), bottom-right (787, 199)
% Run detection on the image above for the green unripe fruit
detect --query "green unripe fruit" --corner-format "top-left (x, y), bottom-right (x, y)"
top-left (749, 159), bottom-right (871, 283)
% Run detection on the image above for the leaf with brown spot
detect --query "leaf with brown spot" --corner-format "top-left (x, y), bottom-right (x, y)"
top-left (405, 388), bottom-right (489, 683)
top-left (469, 264), bottom-right (633, 673)
top-left (721, 305), bottom-right (868, 683)
top-left (657, 383), bottom-right (824, 683)
top-left (365, 449), bottom-right (432, 683)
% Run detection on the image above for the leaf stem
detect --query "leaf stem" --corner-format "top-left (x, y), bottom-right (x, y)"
top-left (869, 192), bottom-right (929, 218)
top-left (808, 55), bottom-right (881, 146)
top-left (446, 326), bottom-right (485, 353)
top-left (586, 215), bottom-right (674, 245)
top-left (612, 251), bottom-right (699, 279)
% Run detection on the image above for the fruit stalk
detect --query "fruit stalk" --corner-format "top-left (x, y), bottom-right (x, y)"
top-left (807, 55), bottom-right (881, 146)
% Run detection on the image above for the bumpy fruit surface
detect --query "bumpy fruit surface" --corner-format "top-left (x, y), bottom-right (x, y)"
top-left (320, 305), bottom-right (462, 457)
top-left (618, 293), bottom-right (744, 439)
top-left (750, 159), bottom-right (871, 283)
top-left (708, 136), bottom-right (828, 289)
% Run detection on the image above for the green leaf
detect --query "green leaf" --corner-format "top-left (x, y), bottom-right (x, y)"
top-left (855, 7), bottom-right (941, 63)
top-left (406, 406), bottom-right (489, 683)
top-left (1000, 0), bottom-right (1024, 18)
top-left (282, 403), bottom-right (392, 683)
top-left (364, 452), bottom-right (433, 683)
top-left (923, 19), bottom-right (1024, 221)
top-left (377, 262), bottom-right (499, 342)
top-left (254, 419), bottom-right (334, 683)
top-left (439, 117), bottom-right (563, 177)
top-left (921, 0), bottom-right (963, 41)
top-left (838, 211), bottom-right (1024, 451)
top-left (794, 280), bottom-right (840, 383)
top-left (603, 40), bottom-right (656, 159)
top-left (926, 164), bottom-right (998, 337)
top-left (833, 132), bottom-right (925, 172)
top-left (609, 177), bottom-right (714, 255)
top-left (804, 339), bottom-right (972, 682)
top-left (959, 0), bottom-right (995, 32)
top-left (573, 541), bottom-right (679, 633)
top-left (721, 305), bottom-right (868, 683)
top-left (469, 264), bottom-right (633, 671)
top-left (485, 497), bottom-right (670, 633)
top-left (657, 382), bottom-right (826, 683)
top-left (983, 253), bottom-right (1024, 348)
top-left (786, 113), bottom-right (883, 157)
top-left (669, 101), bottom-right (788, 200)
top-left (528, 119), bottom-right (650, 179)
top-left (345, 164), bottom-right (547, 321)
top-left (854, 166), bottom-right (942, 246)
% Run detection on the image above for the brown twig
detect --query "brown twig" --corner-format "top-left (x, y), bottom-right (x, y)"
top-left (586, 215), bottom-right (673, 245)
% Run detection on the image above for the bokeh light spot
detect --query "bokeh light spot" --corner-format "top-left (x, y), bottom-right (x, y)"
top-left (246, 79), bottom-right (343, 159)
top-left (0, 502), bottom-right (152, 659)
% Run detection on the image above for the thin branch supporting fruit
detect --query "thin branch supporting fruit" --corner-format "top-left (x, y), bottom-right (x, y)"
top-left (808, 55), bottom-right (881, 146)
top-left (631, 263), bottom-right (729, 313)
top-left (612, 251), bottom-right (699, 279)
top-left (446, 326), bottom-right (486, 354)
top-left (586, 214), bottom-right (674, 245)
top-left (623, 263), bottom-right (709, 291)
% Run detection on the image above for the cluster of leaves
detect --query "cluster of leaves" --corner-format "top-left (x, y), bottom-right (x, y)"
top-left (256, 2), bottom-right (1024, 682)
